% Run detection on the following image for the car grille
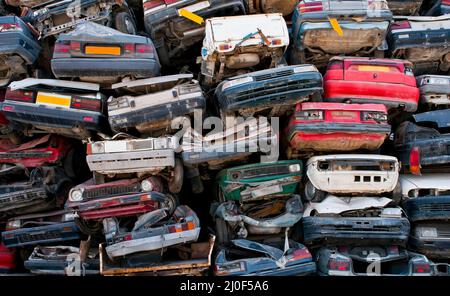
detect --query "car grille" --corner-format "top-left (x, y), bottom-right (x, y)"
top-left (437, 228), bottom-right (450, 238)
top-left (0, 188), bottom-right (47, 206)
top-left (253, 69), bottom-right (295, 81)
top-left (0, 152), bottom-right (53, 159)
top-left (83, 184), bottom-right (141, 200)
top-left (322, 225), bottom-right (401, 232)
top-left (238, 165), bottom-right (293, 179)
top-left (418, 203), bottom-right (450, 212)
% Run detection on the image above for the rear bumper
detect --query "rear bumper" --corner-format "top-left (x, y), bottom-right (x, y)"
top-left (225, 261), bottom-right (317, 276)
top-left (324, 80), bottom-right (419, 112)
top-left (1, 101), bottom-right (107, 133)
top-left (409, 236), bottom-right (450, 259)
top-left (302, 216), bottom-right (410, 246)
top-left (403, 196), bottom-right (450, 222)
top-left (51, 58), bottom-right (161, 79)
top-left (388, 28), bottom-right (450, 51)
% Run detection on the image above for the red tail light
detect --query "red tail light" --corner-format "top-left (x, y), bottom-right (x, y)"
top-left (143, 0), bottom-right (165, 10)
top-left (442, 0), bottom-right (450, 5)
top-left (413, 262), bottom-right (431, 274)
top-left (327, 60), bottom-right (344, 71)
top-left (86, 143), bottom-right (92, 155)
top-left (136, 44), bottom-right (153, 54)
top-left (5, 89), bottom-right (35, 102)
top-left (291, 248), bottom-right (311, 261)
top-left (124, 43), bottom-right (135, 54)
top-left (328, 258), bottom-right (351, 271)
top-left (54, 42), bottom-right (70, 53)
top-left (409, 147), bottom-right (421, 175)
top-left (0, 23), bottom-right (20, 32)
top-left (70, 41), bottom-right (81, 52)
top-left (124, 234), bottom-right (132, 241)
top-left (298, 1), bottom-right (323, 13)
top-left (391, 21), bottom-right (411, 30)
top-left (71, 96), bottom-right (101, 112)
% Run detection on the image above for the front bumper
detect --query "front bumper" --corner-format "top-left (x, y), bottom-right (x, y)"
top-left (409, 235), bottom-right (450, 259)
top-left (51, 58), bottom-right (161, 79)
top-left (303, 216), bottom-right (410, 246)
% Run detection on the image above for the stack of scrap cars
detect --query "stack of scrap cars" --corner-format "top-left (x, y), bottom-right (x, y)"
top-left (0, 0), bottom-right (449, 276)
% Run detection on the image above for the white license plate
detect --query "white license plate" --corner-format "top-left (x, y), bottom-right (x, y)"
top-left (178, 0), bottom-right (211, 15)
top-left (104, 141), bottom-right (127, 153)
top-left (251, 185), bottom-right (283, 198)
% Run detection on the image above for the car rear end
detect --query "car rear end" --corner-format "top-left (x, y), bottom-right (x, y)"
top-left (409, 222), bottom-right (450, 259)
top-left (214, 65), bottom-right (323, 117)
top-left (51, 22), bottom-right (160, 82)
top-left (416, 75), bottom-right (450, 106)
top-left (323, 57), bottom-right (419, 112)
top-left (286, 102), bottom-right (390, 153)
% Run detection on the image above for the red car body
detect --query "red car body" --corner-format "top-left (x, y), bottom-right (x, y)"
top-left (0, 134), bottom-right (70, 167)
top-left (286, 102), bottom-right (391, 154)
top-left (0, 90), bottom-right (10, 126)
top-left (0, 242), bottom-right (16, 273)
top-left (65, 177), bottom-right (172, 220)
top-left (323, 57), bottom-right (420, 112)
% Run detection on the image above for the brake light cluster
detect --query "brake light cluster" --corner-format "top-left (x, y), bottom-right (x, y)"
top-left (296, 110), bottom-right (324, 121)
top-left (143, 0), bottom-right (180, 12)
top-left (391, 21), bottom-right (411, 31)
top-left (0, 23), bottom-right (21, 33)
top-left (298, 1), bottom-right (323, 13)
top-left (413, 262), bottom-right (431, 274)
top-left (5, 89), bottom-right (34, 103)
top-left (124, 43), bottom-right (154, 55)
top-left (70, 96), bottom-right (101, 112)
top-left (443, 0), bottom-right (450, 5)
top-left (328, 257), bottom-right (351, 271)
top-left (409, 147), bottom-right (421, 175)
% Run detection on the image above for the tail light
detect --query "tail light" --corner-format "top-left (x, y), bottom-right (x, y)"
top-left (442, 0), bottom-right (450, 5)
top-left (218, 43), bottom-right (232, 51)
top-left (54, 41), bottom-right (71, 58)
top-left (409, 147), bottom-right (421, 175)
top-left (413, 262), bottom-right (431, 274)
top-left (124, 234), bottom-right (132, 241)
top-left (86, 143), bottom-right (92, 155)
top-left (388, 246), bottom-right (399, 255)
top-left (391, 21), bottom-right (411, 30)
top-left (271, 39), bottom-right (283, 46)
top-left (0, 23), bottom-right (21, 32)
top-left (124, 43), bottom-right (135, 54)
top-left (215, 262), bottom-right (246, 276)
top-left (361, 111), bottom-right (388, 123)
top-left (327, 60), bottom-right (344, 71)
top-left (143, 0), bottom-right (165, 11)
top-left (296, 110), bottom-right (324, 121)
top-left (136, 44), bottom-right (153, 55)
top-left (70, 41), bottom-right (81, 53)
top-left (290, 248), bottom-right (311, 261)
top-left (71, 96), bottom-right (101, 112)
top-left (328, 257), bottom-right (351, 272)
top-left (5, 89), bottom-right (35, 102)
top-left (298, 1), bottom-right (323, 13)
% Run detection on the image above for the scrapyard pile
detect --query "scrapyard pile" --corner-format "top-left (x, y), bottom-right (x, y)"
top-left (0, 0), bottom-right (450, 276)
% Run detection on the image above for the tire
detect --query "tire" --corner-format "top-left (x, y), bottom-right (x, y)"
top-left (168, 158), bottom-right (183, 193)
top-left (390, 181), bottom-right (402, 206)
top-left (303, 179), bottom-right (326, 203)
top-left (291, 221), bottom-right (304, 243)
top-left (215, 218), bottom-right (231, 245)
top-left (75, 218), bottom-right (103, 236)
top-left (63, 145), bottom-right (89, 180)
top-left (114, 12), bottom-right (137, 35)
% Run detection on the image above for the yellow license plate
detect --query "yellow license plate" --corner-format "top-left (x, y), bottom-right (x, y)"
top-left (36, 92), bottom-right (71, 107)
top-left (85, 46), bottom-right (121, 55)
top-left (358, 65), bottom-right (391, 72)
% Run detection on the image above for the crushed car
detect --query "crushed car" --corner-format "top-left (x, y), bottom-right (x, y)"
top-left (0, 16), bottom-right (41, 87)
top-left (291, 0), bottom-right (392, 68)
top-left (245, 0), bottom-right (297, 15)
top-left (0, 89), bottom-right (22, 144)
top-left (401, 174), bottom-right (450, 259)
top-left (0, 167), bottom-right (72, 220)
top-left (100, 235), bottom-right (215, 276)
top-left (315, 246), bottom-right (433, 276)
top-left (23, 0), bottom-right (137, 38)
top-left (285, 102), bottom-right (390, 157)
top-left (143, 0), bottom-right (246, 67)
top-left (200, 13), bottom-right (289, 86)
top-left (394, 109), bottom-right (450, 174)
top-left (182, 118), bottom-right (279, 194)
top-left (214, 64), bottom-right (323, 118)
top-left (212, 195), bottom-right (303, 244)
top-left (0, 241), bottom-right (16, 273)
top-left (1, 210), bottom-right (81, 248)
top-left (304, 154), bottom-right (401, 202)
top-left (51, 22), bottom-right (160, 83)
top-left (323, 57), bottom-right (420, 113)
top-left (2, 78), bottom-right (108, 140)
top-left (108, 74), bottom-right (206, 136)
top-left (416, 74), bottom-right (450, 108)
top-left (387, 0), bottom-right (424, 15)
top-left (86, 135), bottom-right (183, 193)
top-left (103, 205), bottom-right (200, 259)
top-left (214, 239), bottom-right (316, 276)
top-left (388, 15), bottom-right (450, 75)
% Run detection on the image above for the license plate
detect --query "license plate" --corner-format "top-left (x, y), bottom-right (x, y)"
top-left (85, 46), bottom-right (121, 56)
top-left (36, 92), bottom-right (71, 107)
top-left (178, 0), bottom-right (211, 14)
top-left (331, 111), bottom-right (357, 119)
top-left (251, 185), bottom-right (283, 198)
top-left (358, 65), bottom-right (391, 72)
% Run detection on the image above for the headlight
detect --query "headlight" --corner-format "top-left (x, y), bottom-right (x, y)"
top-left (63, 213), bottom-right (77, 222)
top-left (293, 65), bottom-right (317, 73)
top-left (70, 189), bottom-right (84, 202)
top-left (416, 227), bottom-right (438, 238)
top-left (289, 164), bottom-right (301, 172)
top-left (141, 179), bottom-right (154, 192)
top-left (91, 142), bottom-right (105, 154)
top-left (221, 77), bottom-right (253, 91)
top-left (6, 220), bottom-right (21, 230)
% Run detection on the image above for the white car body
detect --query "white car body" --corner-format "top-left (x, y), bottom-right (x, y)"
top-left (400, 174), bottom-right (450, 198)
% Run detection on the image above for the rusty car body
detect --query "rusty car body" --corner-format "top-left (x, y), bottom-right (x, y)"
top-left (143, 0), bottom-right (246, 67)
top-left (51, 22), bottom-right (160, 83)
top-left (214, 64), bottom-right (323, 118)
top-left (387, 0), bottom-right (424, 15)
top-left (285, 102), bottom-right (390, 157)
top-left (25, 0), bottom-right (137, 38)
top-left (291, 0), bottom-right (392, 68)
top-left (245, 0), bottom-right (297, 15)
top-left (108, 74), bottom-right (206, 136)
top-left (214, 239), bottom-right (316, 276)
top-left (0, 16), bottom-right (41, 87)
top-left (103, 205), bottom-right (200, 258)
top-left (388, 15), bottom-right (450, 75)
top-left (86, 135), bottom-right (183, 193)
top-left (394, 109), bottom-right (450, 175)
top-left (200, 13), bottom-right (289, 86)
top-left (416, 74), bottom-right (450, 107)
top-left (2, 78), bottom-right (108, 140)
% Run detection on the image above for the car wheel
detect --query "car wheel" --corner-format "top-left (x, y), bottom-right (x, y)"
top-left (390, 181), bottom-right (403, 206)
top-left (304, 180), bottom-right (326, 203)
top-left (75, 218), bottom-right (103, 236)
top-left (63, 147), bottom-right (88, 180)
top-left (215, 218), bottom-right (230, 245)
top-left (114, 12), bottom-right (137, 35)
top-left (168, 158), bottom-right (183, 193)
top-left (291, 221), bottom-right (304, 242)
